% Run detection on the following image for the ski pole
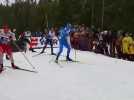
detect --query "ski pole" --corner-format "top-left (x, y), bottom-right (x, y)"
top-left (12, 41), bottom-right (37, 70)
top-left (74, 39), bottom-right (78, 62)
top-left (74, 48), bottom-right (77, 61)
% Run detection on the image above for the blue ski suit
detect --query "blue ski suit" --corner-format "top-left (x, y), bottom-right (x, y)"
top-left (57, 26), bottom-right (71, 59)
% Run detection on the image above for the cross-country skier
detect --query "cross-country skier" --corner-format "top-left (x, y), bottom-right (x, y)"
top-left (55, 23), bottom-right (73, 63)
top-left (0, 26), bottom-right (19, 73)
top-left (40, 27), bottom-right (55, 55)
top-left (18, 32), bottom-right (31, 52)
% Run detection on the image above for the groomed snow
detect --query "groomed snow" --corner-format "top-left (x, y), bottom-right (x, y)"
top-left (0, 48), bottom-right (134, 100)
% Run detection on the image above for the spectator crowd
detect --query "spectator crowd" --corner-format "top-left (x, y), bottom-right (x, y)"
top-left (1, 24), bottom-right (134, 61)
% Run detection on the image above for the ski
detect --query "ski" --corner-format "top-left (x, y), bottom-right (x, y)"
top-left (53, 60), bottom-right (81, 68)
top-left (53, 60), bottom-right (79, 68)
top-left (32, 52), bottom-right (56, 57)
top-left (60, 60), bottom-right (80, 62)
top-left (32, 52), bottom-right (45, 57)
top-left (5, 66), bottom-right (38, 73)
top-left (59, 60), bottom-right (90, 65)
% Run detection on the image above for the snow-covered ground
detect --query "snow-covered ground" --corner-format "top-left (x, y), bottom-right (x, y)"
top-left (0, 48), bottom-right (134, 100)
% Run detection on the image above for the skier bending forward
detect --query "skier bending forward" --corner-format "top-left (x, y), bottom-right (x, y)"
top-left (0, 26), bottom-right (19, 73)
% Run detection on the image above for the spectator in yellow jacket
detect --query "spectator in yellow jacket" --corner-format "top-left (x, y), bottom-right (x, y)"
top-left (122, 33), bottom-right (133, 59)
top-left (129, 41), bottom-right (134, 54)
top-left (128, 36), bottom-right (134, 61)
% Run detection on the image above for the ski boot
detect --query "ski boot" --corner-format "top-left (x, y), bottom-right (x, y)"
top-left (40, 51), bottom-right (44, 54)
top-left (11, 63), bottom-right (19, 69)
top-left (55, 59), bottom-right (58, 63)
top-left (66, 57), bottom-right (73, 62)
top-left (29, 48), bottom-right (36, 52)
top-left (51, 53), bottom-right (56, 55)
top-left (55, 56), bottom-right (59, 63)
top-left (0, 64), bottom-right (3, 73)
